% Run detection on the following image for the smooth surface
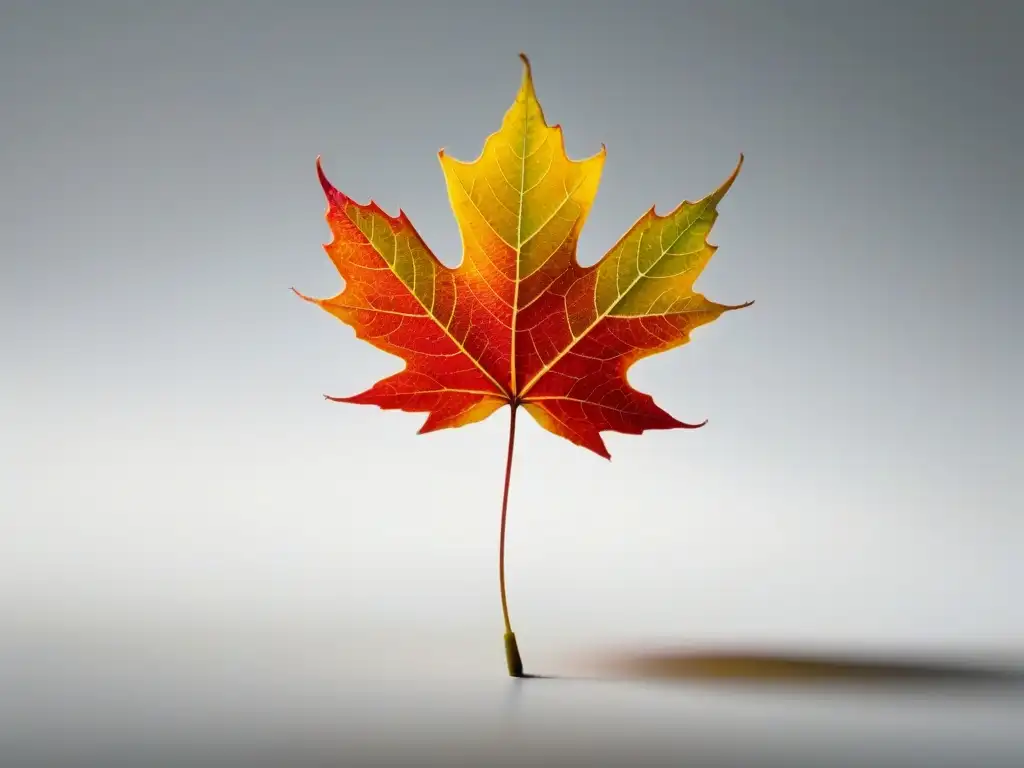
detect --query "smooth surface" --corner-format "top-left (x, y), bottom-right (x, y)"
top-left (3, 618), bottom-right (1024, 767)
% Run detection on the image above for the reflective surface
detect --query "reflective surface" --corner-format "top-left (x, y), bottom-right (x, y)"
top-left (5, 620), bottom-right (1023, 767)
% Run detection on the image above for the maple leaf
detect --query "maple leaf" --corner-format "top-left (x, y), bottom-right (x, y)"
top-left (295, 54), bottom-right (751, 676)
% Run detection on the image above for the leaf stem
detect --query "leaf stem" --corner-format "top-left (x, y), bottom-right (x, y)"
top-left (499, 401), bottom-right (523, 677)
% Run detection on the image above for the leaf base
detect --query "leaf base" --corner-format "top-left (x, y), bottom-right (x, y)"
top-left (504, 632), bottom-right (524, 677)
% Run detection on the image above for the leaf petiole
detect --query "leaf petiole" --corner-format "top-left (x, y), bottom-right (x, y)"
top-left (499, 401), bottom-right (523, 677)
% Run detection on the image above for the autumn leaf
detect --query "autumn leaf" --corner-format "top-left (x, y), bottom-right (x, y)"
top-left (294, 54), bottom-right (751, 676)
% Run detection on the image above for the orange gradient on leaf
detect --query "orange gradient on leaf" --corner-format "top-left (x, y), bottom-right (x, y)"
top-left (295, 54), bottom-right (751, 458)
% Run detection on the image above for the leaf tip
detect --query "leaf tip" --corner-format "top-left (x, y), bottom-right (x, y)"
top-left (674, 417), bottom-right (709, 430)
top-left (315, 155), bottom-right (335, 197)
top-left (725, 299), bottom-right (756, 312)
top-left (592, 436), bottom-right (612, 460)
top-left (518, 53), bottom-right (536, 96)
top-left (292, 286), bottom-right (316, 304)
top-left (719, 154), bottom-right (745, 196)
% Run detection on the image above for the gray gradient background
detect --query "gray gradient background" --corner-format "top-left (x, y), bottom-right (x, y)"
top-left (2, 1), bottom-right (1022, 766)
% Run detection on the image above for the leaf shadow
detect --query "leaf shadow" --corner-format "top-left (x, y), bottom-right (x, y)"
top-left (531, 646), bottom-right (1024, 690)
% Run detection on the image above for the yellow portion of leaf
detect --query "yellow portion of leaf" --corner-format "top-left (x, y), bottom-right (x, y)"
top-left (439, 54), bottom-right (606, 392)
top-left (596, 156), bottom-right (744, 318)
